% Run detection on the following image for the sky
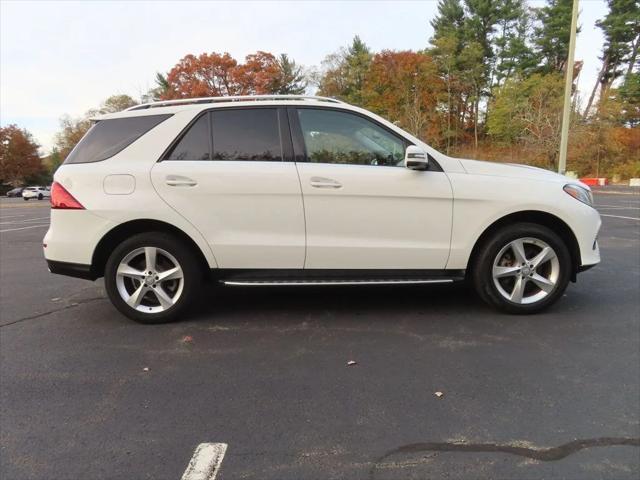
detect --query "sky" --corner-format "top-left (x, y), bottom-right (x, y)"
top-left (1, 0), bottom-right (608, 154)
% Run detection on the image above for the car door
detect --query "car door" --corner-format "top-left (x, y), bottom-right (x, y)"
top-left (151, 107), bottom-right (305, 269)
top-left (291, 107), bottom-right (453, 270)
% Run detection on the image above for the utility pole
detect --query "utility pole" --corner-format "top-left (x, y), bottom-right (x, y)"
top-left (558, 0), bottom-right (579, 175)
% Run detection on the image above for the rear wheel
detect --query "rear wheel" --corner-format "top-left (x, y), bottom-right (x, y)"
top-left (38, 193), bottom-right (43, 200)
top-left (23, 197), bottom-right (28, 201)
top-left (104, 232), bottom-right (202, 323)
top-left (471, 223), bottom-right (572, 314)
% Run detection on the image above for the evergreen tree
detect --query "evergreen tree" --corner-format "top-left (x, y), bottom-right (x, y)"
top-left (585, 0), bottom-right (640, 116)
top-left (272, 54), bottom-right (307, 94)
top-left (317, 36), bottom-right (372, 104)
top-left (533, 0), bottom-right (579, 72)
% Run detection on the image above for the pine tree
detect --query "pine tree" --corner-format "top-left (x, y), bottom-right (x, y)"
top-left (585, 0), bottom-right (640, 116)
top-left (533, 0), bottom-right (579, 73)
top-left (272, 54), bottom-right (307, 94)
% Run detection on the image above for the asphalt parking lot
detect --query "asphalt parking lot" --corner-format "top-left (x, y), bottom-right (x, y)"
top-left (1, 188), bottom-right (639, 480)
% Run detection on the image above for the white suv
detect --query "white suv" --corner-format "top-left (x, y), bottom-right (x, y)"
top-left (44, 95), bottom-right (601, 323)
top-left (22, 186), bottom-right (50, 200)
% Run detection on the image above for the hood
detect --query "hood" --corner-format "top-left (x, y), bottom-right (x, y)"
top-left (458, 158), bottom-right (585, 186)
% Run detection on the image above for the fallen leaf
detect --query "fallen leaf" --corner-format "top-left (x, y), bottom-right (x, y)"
top-left (181, 335), bottom-right (193, 344)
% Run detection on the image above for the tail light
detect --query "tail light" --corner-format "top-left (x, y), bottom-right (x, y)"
top-left (51, 182), bottom-right (84, 210)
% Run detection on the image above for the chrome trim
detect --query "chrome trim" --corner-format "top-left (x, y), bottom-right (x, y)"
top-left (222, 279), bottom-right (455, 286)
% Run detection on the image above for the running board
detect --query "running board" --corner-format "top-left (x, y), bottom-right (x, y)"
top-left (221, 278), bottom-right (456, 286)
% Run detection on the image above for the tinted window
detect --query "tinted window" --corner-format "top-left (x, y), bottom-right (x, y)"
top-left (64, 114), bottom-right (171, 164)
top-left (212, 109), bottom-right (282, 161)
top-left (297, 109), bottom-right (405, 167)
top-left (165, 114), bottom-right (210, 160)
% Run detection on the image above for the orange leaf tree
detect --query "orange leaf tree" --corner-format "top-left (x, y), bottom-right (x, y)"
top-left (163, 51), bottom-right (284, 99)
top-left (0, 125), bottom-right (43, 186)
top-left (362, 50), bottom-right (445, 146)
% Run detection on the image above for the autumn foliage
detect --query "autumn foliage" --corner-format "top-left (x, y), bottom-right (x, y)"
top-left (162, 51), bottom-right (301, 99)
top-left (0, 125), bottom-right (44, 186)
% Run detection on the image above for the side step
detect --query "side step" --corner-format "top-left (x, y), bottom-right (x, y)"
top-left (221, 278), bottom-right (456, 286)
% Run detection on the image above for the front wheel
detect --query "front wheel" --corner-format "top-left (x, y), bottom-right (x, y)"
top-left (23, 197), bottom-right (28, 201)
top-left (38, 194), bottom-right (43, 200)
top-left (104, 232), bottom-right (203, 323)
top-left (471, 223), bottom-right (572, 314)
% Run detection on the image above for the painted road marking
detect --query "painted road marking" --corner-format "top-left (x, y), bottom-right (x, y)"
top-left (596, 205), bottom-right (640, 209)
top-left (0, 224), bottom-right (49, 233)
top-left (0, 216), bottom-right (50, 225)
top-left (181, 443), bottom-right (227, 480)
top-left (600, 214), bottom-right (640, 221)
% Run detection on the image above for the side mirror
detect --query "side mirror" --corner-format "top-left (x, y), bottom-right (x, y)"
top-left (404, 146), bottom-right (429, 171)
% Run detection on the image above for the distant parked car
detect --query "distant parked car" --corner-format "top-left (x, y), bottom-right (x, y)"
top-left (6, 187), bottom-right (24, 197)
top-left (22, 186), bottom-right (51, 201)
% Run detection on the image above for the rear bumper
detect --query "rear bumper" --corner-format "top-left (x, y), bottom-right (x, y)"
top-left (47, 260), bottom-right (96, 280)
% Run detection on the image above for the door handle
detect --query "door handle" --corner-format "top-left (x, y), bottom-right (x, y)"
top-left (310, 177), bottom-right (342, 189)
top-left (165, 175), bottom-right (197, 187)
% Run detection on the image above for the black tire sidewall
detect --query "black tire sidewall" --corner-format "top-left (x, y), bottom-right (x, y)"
top-left (472, 223), bottom-right (572, 314)
top-left (104, 232), bottom-right (202, 324)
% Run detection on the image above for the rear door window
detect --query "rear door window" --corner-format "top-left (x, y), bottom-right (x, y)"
top-left (211, 108), bottom-right (282, 161)
top-left (64, 114), bottom-right (171, 164)
top-left (164, 114), bottom-right (211, 160)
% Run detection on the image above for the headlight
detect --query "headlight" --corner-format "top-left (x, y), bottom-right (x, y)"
top-left (564, 184), bottom-right (594, 207)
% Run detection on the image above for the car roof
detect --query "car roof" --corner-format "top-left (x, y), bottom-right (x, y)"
top-left (92, 95), bottom-right (357, 121)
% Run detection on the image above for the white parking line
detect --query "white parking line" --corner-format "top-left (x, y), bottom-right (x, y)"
top-left (0, 216), bottom-right (50, 225)
top-left (600, 214), bottom-right (640, 221)
top-left (0, 224), bottom-right (49, 233)
top-left (181, 443), bottom-right (228, 480)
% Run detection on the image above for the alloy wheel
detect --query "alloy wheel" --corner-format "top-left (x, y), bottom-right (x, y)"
top-left (115, 246), bottom-right (184, 313)
top-left (492, 237), bottom-right (560, 305)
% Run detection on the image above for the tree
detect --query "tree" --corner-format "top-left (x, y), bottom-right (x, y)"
top-left (54, 115), bottom-right (92, 161)
top-left (87, 94), bottom-right (138, 116)
top-left (584, 0), bottom-right (640, 117)
top-left (161, 51), bottom-right (304, 99)
top-left (488, 73), bottom-right (565, 168)
top-left (493, 0), bottom-right (536, 86)
top-left (533, 0), bottom-right (579, 73)
top-left (317, 36), bottom-right (373, 104)
top-left (362, 50), bottom-right (444, 145)
top-left (271, 54), bottom-right (307, 94)
top-left (0, 125), bottom-right (43, 186)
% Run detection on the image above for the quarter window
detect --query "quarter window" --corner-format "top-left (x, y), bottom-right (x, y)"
top-left (211, 109), bottom-right (282, 161)
top-left (64, 114), bottom-right (171, 164)
top-left (297, 109), bottom-right (405, 167)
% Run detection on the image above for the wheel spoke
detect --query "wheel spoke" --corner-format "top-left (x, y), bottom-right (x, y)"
top-left (493, 265), bottom-right (520, 278)
top-left (509, 276), bottom-right (527, 303)
top-left (531, 246), bottom-right (556, 269)
top-left (510, 239), bottom-right (528, 264)
top-left (530, 273), bottom-right (555, 293)
top-left (157, 266), bottom-right (183, 282)
top-left (152, 286), bottom-right (175, 309)
top-left (117, 264), bottom-right (145, 279)
top-left (126, 284), bottom-right (146, 308)
top-left (144, 247), bottom-right (157, 272)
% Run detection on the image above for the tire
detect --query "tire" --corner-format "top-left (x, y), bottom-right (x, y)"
top-left (23, 197), bottom-right (28, 201)
top-left (471, 222), bottom-right (572, 314)
top-left (38, 194), bottom-right (43, 200)
top-left (104, 232), bottom-right (203, 324)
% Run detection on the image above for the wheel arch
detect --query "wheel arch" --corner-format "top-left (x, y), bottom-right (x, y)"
top-left (466, 210), bottom-right (581, 282)
top-left (91, 219), bottom-right (211, 279)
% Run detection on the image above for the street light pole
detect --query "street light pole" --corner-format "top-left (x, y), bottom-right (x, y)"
top-left (558, 0), bottom-right (579, 175)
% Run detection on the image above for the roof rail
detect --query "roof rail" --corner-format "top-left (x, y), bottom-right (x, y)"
top-left (127, 95), bottom-right (346, 111)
